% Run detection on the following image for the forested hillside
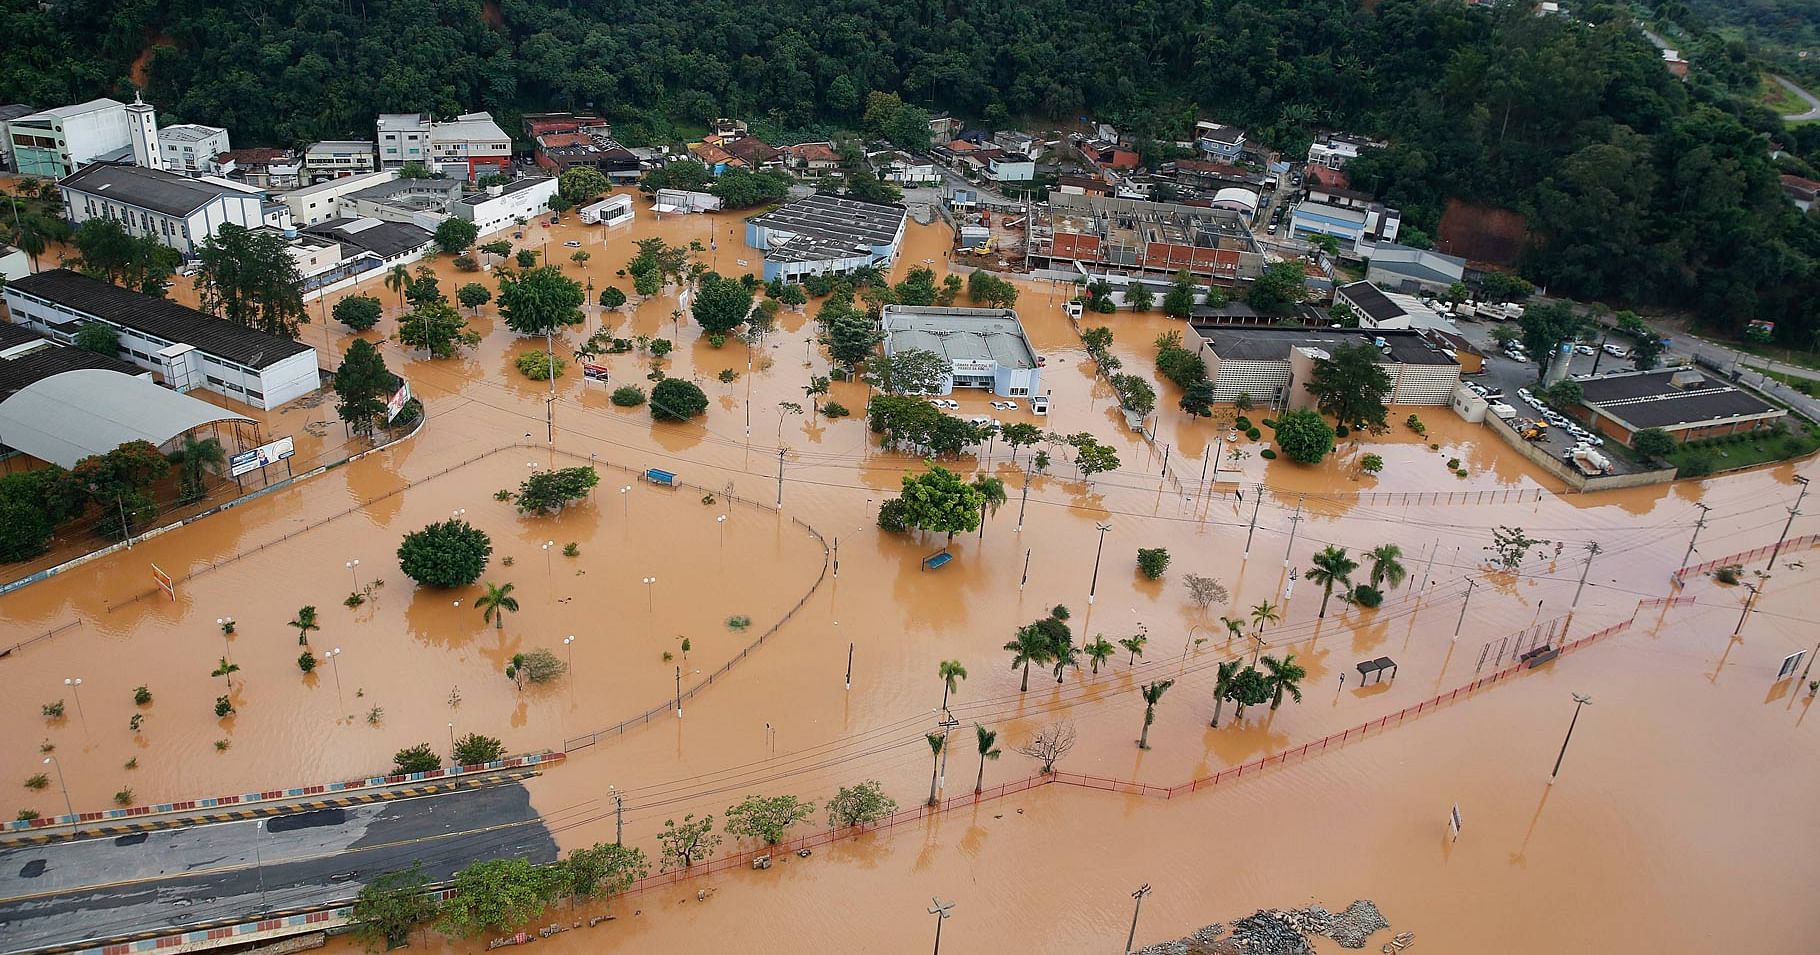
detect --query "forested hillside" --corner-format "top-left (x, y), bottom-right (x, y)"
top-left (3, 0), bottom-right (1820, 342)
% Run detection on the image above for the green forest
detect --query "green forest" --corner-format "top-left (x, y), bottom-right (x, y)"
top-left (3, 0), bottom-right (1820, 343)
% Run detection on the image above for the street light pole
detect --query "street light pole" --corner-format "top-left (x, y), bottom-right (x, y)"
top-left (928, 898), bottom-right (955, 955)
top-left (1766, 475), bottom-right (1810, 570)
top-left (325, 647), bottom-right (343, 705)
top-left (41, 755), bottom-right (73, 820)
top-left (1454, 578), bottom-right (1477, 639)
top-left (563, 634), bottom-right (575, 671)
top-left (1125, 883), bottom-right (1152, 954)
top-left (1548, 692), bottom-right (1593, 784)
top-left (346, 558), bottom-right (361, 592)
top-left (1088, 521), bottom-right (1112, 605)
top-left (643, 576), bottom-right (657, 611)
top-left (63, 677), bottom-right (84, 725)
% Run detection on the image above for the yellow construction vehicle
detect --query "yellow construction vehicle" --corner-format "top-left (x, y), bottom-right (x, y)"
top-left (1518, 419), bottom-right (1549, 441)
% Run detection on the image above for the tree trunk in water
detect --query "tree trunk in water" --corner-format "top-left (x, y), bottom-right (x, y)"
top-left (1210, 695), bottom-right (1225, 728)
top-left (974, 758), bottom-right (985, 794)
top-left (1020, 661), bottom-right (1030, 692)
top-left (1319, 585), bottom-right (1331, 618)
top-left (928, 756), bottom-right (939, 806)
top-left (1139, 711), bottom-right (1152, 749)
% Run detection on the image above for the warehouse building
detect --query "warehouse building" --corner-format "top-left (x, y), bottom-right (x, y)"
top-left (2, 269), bottom-right (319, 410)
top-left (746, 193), bottom-right (908, 281)
top-left (1183, 325), bottom-right (1460, 408)
top-left (1026, 192), bottom-right (1264, 286)
top-left (1572, 369), bottom-right (1786, 446)
top-left (880, 305), bottom-right (1041, 398)
top-left (58, 162), bottom-right (284, 256)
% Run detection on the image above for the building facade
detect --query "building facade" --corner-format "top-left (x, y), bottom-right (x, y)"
top-left (746, 193), bottom-right (908, 281)
top-left (157, 124), bottom-right (231, 175)
top-left (377, 112), bottom-right (512, 180)
top-left (303, 141), bottom-right (378, 182)
top-left (452, 177), bottom-right (558, 235)
top-left (60, 163), bottom-right (278, 257)
top-left (3, 269), bottom-right (320, 410)
top-left (7, 98), bottom-right (131, 178)
top-left (1185, 325), bottom-right (1460, 407)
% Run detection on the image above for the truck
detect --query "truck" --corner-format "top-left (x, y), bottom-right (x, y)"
top-left (1569, 447), bottom-right (1612, 476)
top-left (1476, 301), bottom-right (1526, 322)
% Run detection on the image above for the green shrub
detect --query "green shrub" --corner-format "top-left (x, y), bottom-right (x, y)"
top-left (298, 650), bottom-right (317, 673)
top-left (1678, 451), bottom-right (1717, 478)
top-left (1260, 448), bottom-right (1278, 459)
top-left (1246, 427), bottom-right (1261, 440)
top-left (877, 498), bottom-right (910, 532)
top-left (394, 743), bottom-right (441, 774)
top-left (1334, 424), bottom-right (1350, 437)
top-left (1352, 584), bottom-right (1384, 608)
top-left (822, 401), bottom-right (850, 418)
top-left (114, 788), bottom-right (134, 806)
top-left (1446, 458), bottom-right (1461, 469)
top-left (214, 696), bottom-right (234, 718)
top-left (1233, 416), bottom-right (1252, 431)
top-left (1136, 547), bottom-right (1171, 580)
top-left (610, 385), bottom-right (646, 407)
top-left (41, 700), bottom-right (64, 719)
top-left (1713, 564), bottom-right (1742, 585)
top-left (515, 350), bottom-right (566, 381)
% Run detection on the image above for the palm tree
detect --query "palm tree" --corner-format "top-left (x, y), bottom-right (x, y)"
top-left (1260, 653), bottom-right (1307, 709)
top-left (289, 606), bottom-right (320, 646)
top-left (925, 732), bottom-right (945, 806)
top-left (1209, 659), bottom-right (1241, 727)
top-left (972, 724), bottom-right (1001, 794)
top-left (973, 475), bottom-right (1007, 519)
top-left (475, 582), bottom-right (519, 631)
top-left (13, 219), bottom-right (46, 270)
top-left (1118, 634), bottom-right (1147, 666)
top-left (1083, 636), bottom-right (1116, 674)
top-left (1367, 544), bottom-right (1408, 590)
top-left (938, 659), bottom-right (967, 713)
top-left (211, 656), bottom-right (240, 689)
top-left (1220, 616), bottom-right (1246, 641)
top-left (1249, 600), bottom-right (1280, 634)
top-left (1004, 624), bottom-right (1052, 693)
top-left (1306, 545), bottom-right (1359, 618)
top-left (384, 264), bottom-right (411, 310)
top-left (1137, 679), bottom-right (1174, 749)
top-left (173, 435), bottom-right (226, 503)
top-left (1050, 639), bottom-right (1078, 683)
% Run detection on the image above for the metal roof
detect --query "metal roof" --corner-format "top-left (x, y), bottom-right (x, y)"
top-left (0, 324), bottom-right (147, 399)
top-left (6, 270), bottom-right (313, 369)
top-left (0, 369), bottom-right (252, 468)
top-left (1199, 327), bottom-right (1457, 366)
top-left (60, 163), bottom-right (253, 218)
top-left (305, 218), bottom-right (434, 260)
top-left (881, 306), bottom-right (1038, 370)
top-left (1579, 370), bottom-right (1782, 429)
top-left (18, 98), bottom-right (122, 122)
top-left (750, 193), bottom-right (907, 248)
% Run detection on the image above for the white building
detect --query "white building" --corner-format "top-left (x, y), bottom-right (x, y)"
top-left (0, 243), bottom-right (29, 281)
top-left (876, 151), bottom-right (940, 186)
top-left (1364, 244), bottom-right (1467, 295)
top-left (651, 188), bottom-right (722, 214)
top-left (4, 268), bottom-right (321, 410)
top-left (880, 305), bottom-right (1042, 398)
top-left (451, 176), bottom-right (558, 235)
top-left (578, 193), bottom-right (634, 226)
top-left (987, 153), bottom-right (1035, 182)
top-left (158, 124), bottom-right (232, 175)
top-left (59, 163), bottom-right (283, 257)
top-left (7, 98), bottom-right (131, 178)
top-left (0, 104), bottom-right (35, 171)
top-left (746, 193), bottom-right (908, 282)
top-left (337, 177), bottom-right (460, 231)
top-left (279, 170), bottom-right (398, 227)
top-left (1306, 134), bottom-right (1384, 170)
top-left (1184, 325), bottom-right (1459, 407)
top-left (303, 141), bottom-right (378, 182)
top-left (377, 112), bottom-right (512, 181)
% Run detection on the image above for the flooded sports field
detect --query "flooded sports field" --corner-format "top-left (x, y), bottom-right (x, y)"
top-left (4, 195), bottom-right (1818, 952)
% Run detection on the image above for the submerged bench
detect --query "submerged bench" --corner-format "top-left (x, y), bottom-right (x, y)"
top-left (922, 550), bottom-right (954, 571)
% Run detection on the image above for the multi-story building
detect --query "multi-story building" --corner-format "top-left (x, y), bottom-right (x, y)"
top-left (0, 104), bottom-right (36, 171)
top-left (157, 124), bottom-right (231, 175)
top-left (880, 305), bottom-right (1041, 398)
top-left (1183, 324), bottom-right (1460, 408)
top-left (1026, 192), bottom-right (1264, 287)
top-left (303, 141), bottom-right (378, 182)
top-left (1194, 122), bottom-right (1246, 162)
top-left (209, 148), bottom-right (301, 190)
top-left (3, 268), bottom-right (320, 410)
top-left (6, 98), bottom-right (131, 178)
top-left (451, 176), bottom-right (558, 235)
top-left (59, 162), bottom-right (283, 257)
top-left (279, 170), bottom-right (397, 227)
top-left (376, 112), bottom-right (511, 180)
top-left (337, 177), bottom-right (461, 231)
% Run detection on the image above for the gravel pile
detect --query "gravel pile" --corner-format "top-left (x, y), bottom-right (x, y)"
top-left (1134, 940), bottom-right (1190, 955)
top-left (1327, 900), bottom-right (1390, 949)
top-left (1134, 922), bottom-right (1226, 955)
top-left (1286, 906), bottom-right (1333, 937)
top-left (1229, 910), bottom-right (1312, 955)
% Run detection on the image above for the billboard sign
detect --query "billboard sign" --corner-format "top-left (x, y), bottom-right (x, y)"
top-left (1778, 650), bottom-right (1805, 681)
top-left (229, 436), bottom-right (295, 478)
top-left (385, 380), bottom-right (413, 423)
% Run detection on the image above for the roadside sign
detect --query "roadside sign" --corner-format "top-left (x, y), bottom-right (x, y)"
top-left (229, 436), bottom-right (295, 478)
top-left (152, 563), bottom-right (174, 601)
top-left (384, 380), bottom-right (413, 423)
top-left (1778, 650), bottom-right (1806, 680)
top-left (1448, 803), bottom-right (1463, 842)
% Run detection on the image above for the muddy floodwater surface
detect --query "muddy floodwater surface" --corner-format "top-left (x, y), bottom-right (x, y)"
top-left (4, 197), bottom-right (1817, 953)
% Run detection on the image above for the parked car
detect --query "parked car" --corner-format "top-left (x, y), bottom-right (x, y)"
top-left (1603, 344), bottom-right (1628, 357)
top-left (990, 400), bottom-right (1019, 411)
top-left (1574, 344), bottom-right (1595, 355)
top-left (564, 240), bottom-right (582, 248)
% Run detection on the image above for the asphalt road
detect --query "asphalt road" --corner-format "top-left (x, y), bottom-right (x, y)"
top-left (0, 782), bottom-right (555, 954)
top-left (1771, 75), bottom-right (1820, 123)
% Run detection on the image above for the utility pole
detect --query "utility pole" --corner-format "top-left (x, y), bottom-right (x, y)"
top-left (1125, 883), bottom-right (1153, 954)
top-left (1159, 443), bottom-right (1170, 478)
top-left (609, 786), bottom-right (624, 845)
top-left (1088, 521), bottom-right (1112, 605)
top-left (1455, 578), bottom-right (1477, 639)
top-left (1735, 581), bottom-right (1765, 636)
top-left (675, 665), bottom-right (683, 718)
top-left (928, 898), bottom-right (955, 955)
top-left (775, 448), bottom-right (786, 508)
top-left (545, 324), bottom-right (556, 443)
top-left (1420, 540), bottom-right (1439, 595)
top-left (832, 537), bottom-right (839, 578)
top-left (1020, 548), bottom-right (1032, 590)
top-left (1571, 542), bottom-right (1601, 610)
top-left (1548, 693), bottom-right (1593, 785)
top-left (1282, 495), bottom-right (1305, 569)
top-left (1198, 445), bottom-right (1210, 488)
top-left (845, 642), bottom-right (853, 690)
top-left (1015, 465), bottom-right (1031, 531)
top-left (1242, 488), bottom-right (1262, 559)
top-left (1678, 503), bottom-right (1711, 579)
top-left (1766, 475), bottom-right (1810, 570)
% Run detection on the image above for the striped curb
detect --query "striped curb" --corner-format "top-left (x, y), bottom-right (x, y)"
top-left (2, 751), bottom-right (563, 841)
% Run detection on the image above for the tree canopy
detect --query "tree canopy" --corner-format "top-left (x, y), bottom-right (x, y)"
top-left (1304, 342), bottom-right (1393, 430)
top-left (497, 265), bottom-right (586, 336)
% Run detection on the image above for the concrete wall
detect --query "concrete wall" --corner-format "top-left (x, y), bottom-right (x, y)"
top-left (1482, 411), bottom-right (1675, 492)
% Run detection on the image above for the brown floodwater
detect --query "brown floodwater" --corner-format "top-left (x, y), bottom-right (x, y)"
top-left (4, 194), bottom-right (1817, 951)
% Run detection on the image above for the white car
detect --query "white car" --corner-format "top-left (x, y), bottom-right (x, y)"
top-left (989, 400), bottom-right (1020, 411)
top-left (966, 415), bottom-right (994, 428)
top-left (1506, 351), bottom-right (1529, 363)
top-left (1603, 344), bottom-right (1628, 358)
top-left (1574, 344), bottom-right (1596, 355)
top-left (563, 240), bottom-right (582, 248)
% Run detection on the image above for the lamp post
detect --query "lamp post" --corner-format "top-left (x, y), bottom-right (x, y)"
top-left (216, 616), bottom-right (235, 637)
top-left (643, 576), bottom-right (657, 611)
top-left (1548, 692), bottom-right (1593, 785)
top-left (451, 508), bottom-right (466, 521)
top-left (927, 898), bottom-right (955, 955)
top-left (63, 677), bottom-right (84, 725)
top-left (324, 647), bottom-right (343, 705)
top-left (346, 559), bottom-right (361, 591)
top-left (41, 755), bottom-right (73, 821)
top-left (620, 484), bottom-right (632, 521)
top-left (447, 721), bottom-right (455, 753)
top-left (1088, 521), bottom-right (1112, 605)
top-left (717, 513), bottom-right (728, 548)
top-left (543, 540), bottom-right (555, 592)
top-left (563, 634), bottom-right (575, 671)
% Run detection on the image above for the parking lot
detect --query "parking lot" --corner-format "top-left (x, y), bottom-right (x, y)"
top-left (1454, 321), bottom-right (1657, 476)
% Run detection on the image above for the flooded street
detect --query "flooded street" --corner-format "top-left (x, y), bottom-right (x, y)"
top-left (5, 194), bottom-right (1817, 951)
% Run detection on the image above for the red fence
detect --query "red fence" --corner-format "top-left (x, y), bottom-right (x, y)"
top-left (1673, 533), bottom-right (1818, 584)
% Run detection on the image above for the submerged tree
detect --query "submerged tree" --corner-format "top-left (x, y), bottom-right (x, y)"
top-left (1136, 679), bottom-right (1174, 750)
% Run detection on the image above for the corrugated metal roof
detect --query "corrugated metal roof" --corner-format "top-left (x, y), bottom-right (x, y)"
top-left (6, 270), bottom-right (313, 369)
top-left (0, 369), bottom-right (252, 468)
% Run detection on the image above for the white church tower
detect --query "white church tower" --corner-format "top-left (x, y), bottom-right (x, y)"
top-left (126, 92), bottom-right (163, 171)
